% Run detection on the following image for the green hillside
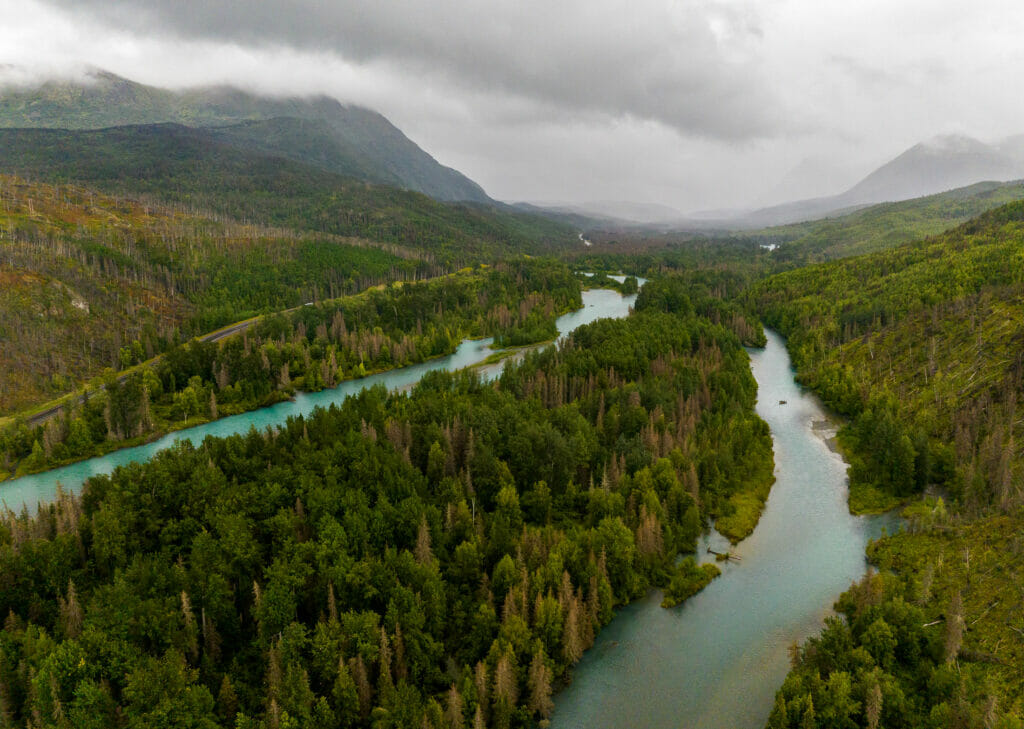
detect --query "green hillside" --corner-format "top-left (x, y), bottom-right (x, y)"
top-left (748, 180), bottom-right (1024, 264)
top-left (0, 174), bottom-right (422, 415)
top-left (751, 201), bottom-right (1024, 724)
top-left (0, 70), bottom-right (489, 202)
top-left (0, 124), bottom-right (575, 264)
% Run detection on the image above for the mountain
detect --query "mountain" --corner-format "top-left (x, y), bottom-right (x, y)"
top-left (841, 134), bottom-right (1021, 205)
top-left (746, 179), bottom-right (1024, 263)
top-left (731, 134), bottom-right (1024, 229)
top-left (0, 69), bottom-right (489, 203)
top-left (0, 124), bottom-right (575, 263)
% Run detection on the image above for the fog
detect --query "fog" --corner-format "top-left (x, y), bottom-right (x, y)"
top-left (3, 0), bottom-right (1024, 214)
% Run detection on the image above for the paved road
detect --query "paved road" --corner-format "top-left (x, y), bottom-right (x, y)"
top-left (200, 317), bottom-right (259, 343)
top-left (22, 316), bottom-right (262, 428)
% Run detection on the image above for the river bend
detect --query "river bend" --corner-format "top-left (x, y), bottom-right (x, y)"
top-left (2, 286), bottom-right (638, 509)
top-left (550, 328), bottom-right (896, 729)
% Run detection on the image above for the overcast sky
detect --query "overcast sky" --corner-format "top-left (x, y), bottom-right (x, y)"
top-left (3, 0), bottom-right (1024, 212)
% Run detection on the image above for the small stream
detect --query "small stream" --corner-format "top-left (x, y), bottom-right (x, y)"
top-left (550, 328), bottom-right (897, 729)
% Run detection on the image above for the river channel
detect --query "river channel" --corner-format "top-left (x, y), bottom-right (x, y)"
top-left (550, 328), bottom-right (896, 729)
top-left (5, 291), bottom-right (894, 728)
top-left (1, 285), bottom-right (640, 509)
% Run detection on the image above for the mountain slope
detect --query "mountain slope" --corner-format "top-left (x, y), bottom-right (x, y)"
top-left (736, 134), bottom-right (1024, 228)
top-left (0, 174), bottom-right (419, 414)
top-left (0, 69), bottom-right (489, 202)
top-left (751, 200), bottom-right (1024, 722)
top-left (0, 124), bottom-right (575, 263)
top-left (747, 179), bottom-right (1024, 263)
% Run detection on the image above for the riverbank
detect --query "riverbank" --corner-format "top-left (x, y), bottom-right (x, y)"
top-left (2, 296), bottom-right (587, 485)
top-left (549, 328), bottom-right (895, 729)
top-left (0, 285), bottom-right (641, 510)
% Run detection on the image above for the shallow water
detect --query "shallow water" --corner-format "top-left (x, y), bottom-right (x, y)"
top-left (550, 328), bottom-right (896, 729)
top-left (2, 286), bottom-right (641, 510)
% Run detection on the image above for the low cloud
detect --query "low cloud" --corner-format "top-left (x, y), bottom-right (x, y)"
top-left (6, 0), bottom-right (1024, 211)
top-left (38, 0), bottom-right (787, 140)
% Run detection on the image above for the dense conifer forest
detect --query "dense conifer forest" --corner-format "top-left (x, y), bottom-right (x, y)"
top-left (0, 259), bottom-right (581, 481)
top-left (5, 96), bottom-right (1024, 727)
top-left (750, 202), bottom-right (1024, 726)
top-left (0, 279), bottom-right (774, 728)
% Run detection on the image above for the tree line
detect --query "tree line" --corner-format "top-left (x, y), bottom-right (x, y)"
top-left (752, 201), bottom-right (1024, 725)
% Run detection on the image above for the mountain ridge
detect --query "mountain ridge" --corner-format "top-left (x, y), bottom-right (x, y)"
top-left (735, 133), bottom-right (1024, 228)
top-left (0, 123), bottom-right (576, 263)
top-left (0, 69), bottom-right (490, 203)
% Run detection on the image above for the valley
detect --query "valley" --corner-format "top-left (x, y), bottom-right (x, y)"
top-left (1, 57), bottom-right (1024, 729)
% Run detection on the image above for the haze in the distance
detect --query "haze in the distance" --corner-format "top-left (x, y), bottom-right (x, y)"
top-left (3, 0), bottom-right (1024, 214)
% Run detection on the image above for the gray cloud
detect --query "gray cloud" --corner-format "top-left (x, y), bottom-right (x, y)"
top-left (828, 56), bottom-right (903, 89)
top-left (8, 0), bottom-right (1024, 212)
top-left (39, 0), bottom-right (786, 140)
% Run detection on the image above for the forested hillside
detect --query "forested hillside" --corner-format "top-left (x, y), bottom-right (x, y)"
top-left (0, 280), bottom-right (774, 728)
top-left (0, 125), bottom-right (577, 264)
top-left (751, 201), bottom-right (1024, 513)
top-left (751, 201), bottom-right (1024, 725)
top-left (749, 180), bottom-right (1024, 265)
top-left (0, 259), bottom-right (581, 481)
top-left (0, 175), bottom-right (421, 415)
top-left (0, 71), bottom-right (490, 203)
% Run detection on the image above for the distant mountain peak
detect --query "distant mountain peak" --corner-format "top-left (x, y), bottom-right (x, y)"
top-left (725, 133), bottom-right (1024, 229)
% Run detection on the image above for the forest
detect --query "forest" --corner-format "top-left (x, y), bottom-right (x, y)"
top-left (0, 259), bottom-right (581, 481)
top-left (750, 201), bottom-right (1024, 513)
top-left (5, 115), bottom-right (1024, 726)
top-left (568, 201), bottom-right (1024, 725)
top-left (750, 201), bottom-right (1024, 725)
top-left (0, 278), bottom-right (775, 728)
top-left (0, 175), bottom-right (427, 415)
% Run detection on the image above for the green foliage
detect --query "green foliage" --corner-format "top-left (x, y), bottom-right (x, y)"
top-left (750, 200), bottom-right (1024, 511)
top-left (0, 288), bottom-right (774, 728)
top-left (0, 259), bottom-right (581, 479)
top-left (770, 512), bottom-right (1024, 727)
top-left (755, 199), bottom-right (1024, 725)
top-left (661, 559), bottom-right (720, 608)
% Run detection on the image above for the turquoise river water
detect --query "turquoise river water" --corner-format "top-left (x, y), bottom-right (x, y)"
top-left (0, 285), bottom-right (639, 509)
top-left (3, 287), bottom-right (894, 728)
top-left (549, 328), bottom-right (896, 728)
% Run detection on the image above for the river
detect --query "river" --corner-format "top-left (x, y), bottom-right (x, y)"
top-left (5, 294), bottom-right (892, 728)
top-left (549, 328), bottom-right (897, 729)
top-left (1, 286), bottom-right (639, 510)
